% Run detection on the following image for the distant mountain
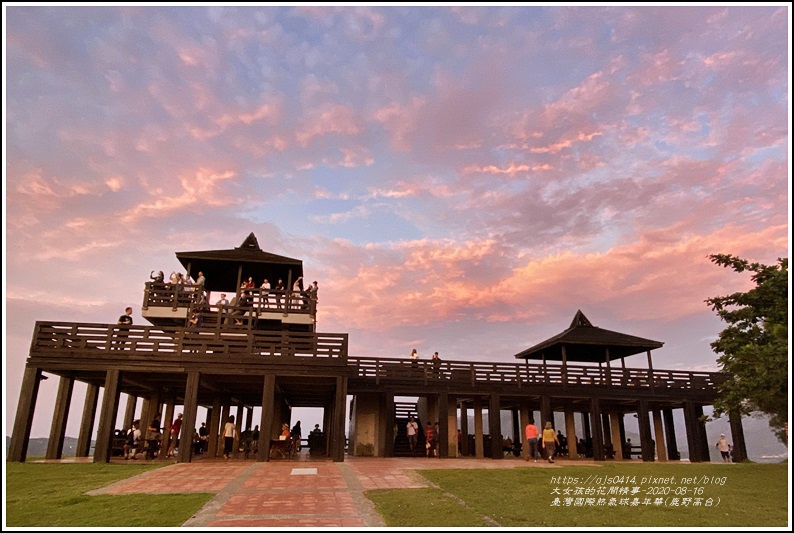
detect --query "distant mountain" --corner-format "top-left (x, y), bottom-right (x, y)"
top-left (5, 436), bottom-right (93, 458)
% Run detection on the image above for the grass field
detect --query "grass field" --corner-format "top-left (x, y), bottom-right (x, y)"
top-left (5, 462), bottom-right (213, 527)
top-left (367, 462), bottom-right (790, 527)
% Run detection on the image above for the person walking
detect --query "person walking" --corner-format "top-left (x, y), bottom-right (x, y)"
top-left (541, 421), bottom-right (560, 463)
top-left (715, 434), bottom-right (732, 463)
top-left (525, 418), bottom-right (540, 462)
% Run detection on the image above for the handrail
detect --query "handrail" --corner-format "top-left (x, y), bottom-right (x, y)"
top-left (31, 321), bottom-right (347, 359)
top-left (142, 282), bottom-right (317, 316)
top-left (347, 356), bottom-right (727, 392)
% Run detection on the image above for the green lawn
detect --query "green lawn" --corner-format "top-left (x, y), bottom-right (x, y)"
top-left (5, 462), bottom-right (213, 527)
top-left (367, 462), bottom-right (789, 527)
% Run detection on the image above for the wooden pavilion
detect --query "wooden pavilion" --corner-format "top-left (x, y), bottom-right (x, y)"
top-left (9, 235), bottom-right (747, 465)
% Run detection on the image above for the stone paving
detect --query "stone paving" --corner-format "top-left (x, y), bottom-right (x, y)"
top-left (86, 454), bottom-right (580, 527)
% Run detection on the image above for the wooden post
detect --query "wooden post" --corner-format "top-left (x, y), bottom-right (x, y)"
top-left (438, 391), bottom-right (449, 458)
top-left (473, 398), bottom-right (484, 458)
top-left (94, 370), bottom-right (121, 463)
top-left (218, 403), bottom-right (231, 457)
top-left (9, 367), bottom-right (43, 462)
top-left (637, 400), bottom-right (654, 462)
top-left (123, 394), bottom-right (138, 431)
top-left (257, 374), bottom-right (275, 462)
top-left (561, 345), bottom-right (568, 387)
top-left (565, 408), bottom-right (578, 459)
top-left (605, 348), bottom-right (612, 386)
top-left (590, 398), bottom-right (605, 461)
top-left (519, 400), bottom-right (530, 460)
top-left (541, 396), bottom-right (552, 431)
top-left (488, 394), bottom-right (501, 459)
top-left (610, 412), bottom-right (623, 461)
top-left (331, 376), bottom-right (348, 462)
top-left (208, 396), bottom-right (221, 459)
top-left (694, 404), bottom-right (710, 462)
top-left (178, 371), bottom-right (200, 463)
top-left (653, 410), bottom-right (667, 461)
top-left (161, 399), bottom-right (175, 458)
top-left (682, 401), bottom-right (701, 462)
top-left (76, 383), bottom-right (99, 457)
top-left (234, 405), bottom-right (244, 457)
top-left (384, 392), bottom-right (395, 457)
top-left (460, 402), bottom-right (470, 456)
top-left (662, 408), bottom-right (680, 460)
top-left (46, 376), bottom-right (74, 459)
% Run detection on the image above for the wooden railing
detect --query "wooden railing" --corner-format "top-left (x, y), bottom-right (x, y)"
top-left (31, 322), bottom-right (347, 360)
top-left (142, 283), bottom-right (317, 320)
top-left (347, 357), bottom-right (728, 392)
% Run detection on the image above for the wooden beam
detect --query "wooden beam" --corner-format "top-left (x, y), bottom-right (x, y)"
top-left (331, 376), bottom-right (348, 462)
top-left (662, 408), bottom-right (680, 461)
top-left (653, 410), bottom-right (667, 461)
top-left (257, 374), bottom-right (275, 462)
top-left (177, 371), bottom-right (200, 463)
top-left (729, 410), bottom-right (748, 462)
top-left (460, 401), bottom-right (469, 456)
top-left (94, 369), bottom-right (121, 463)
top-left (46, 376), bottom-right (74, 459)
top-left (590, 398), bottom-right (605, 461)
top-left (488, 394), bottom-right (501, 459)
top-left (8, 367), bottom-right (43, 462)
top-left (208, 396), bottom-right (222, 459)
top-left (383, 392), bottom-right (395, 457)
top-left (438, 391), bottom-right (449, 458)
top-left (473, 398), bottom-right (484, 458)
top-left (76, 383), bottom-right (99, 457)
top-left (123, 394), bottom-right (138, 431)
top-left (637, 399), bottom-right (654, 462)
top-left (610, 412), bottom-right (623, 461)
top-left (565, 408), bottom-right (578, 459)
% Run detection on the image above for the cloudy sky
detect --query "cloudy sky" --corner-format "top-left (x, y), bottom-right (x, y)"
top-left (3, 5), bottom-right (790, 440)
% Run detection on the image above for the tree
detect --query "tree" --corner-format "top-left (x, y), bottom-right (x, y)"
top-left (705, 254), bottom-right (788, 443)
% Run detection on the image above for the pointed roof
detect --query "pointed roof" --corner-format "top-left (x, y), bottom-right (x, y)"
top-left (513, 310), bottom-right (664, 362)
top-left (174, 233), bottom-right (303, 292)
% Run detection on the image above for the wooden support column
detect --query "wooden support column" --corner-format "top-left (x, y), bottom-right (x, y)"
top-left (161, 399), bottom-right (175, 457)
top-left (218, 403), bottom-right (231, 456)
top-left (652, 410), bottom-right (667, 461)
top-left (473, 398), bottom-right (484, 458)
top-left (76, 383), bottom-right (99, 457)
top-left (123, 394), bottom-right (138, 430)
top-left (683, 401), bottom-right (702, 462)
top-left (46, 376), bottom-right (75, 459)
top-left (438, 391), bottom-right (449, 458)
top-left (637, 400), bottom-right (654, 462)
top-left (662, 409), bottom-right (680, 460)
top-left (488, 394), bottom-right (501, 459)
top-left (605, 348), bottom-right (612, 386)
top-left (561, 345), bottom-right (568, 387)
top-left (384, 392), bottom-right (395, 457)
top-left (694, 404), bottom-right (710, 462)
top-left (178, 371), bottom-right (200, 463)
top-left (245, 407), bottom-right (253, 432)
top-left (234, 405), bottom-right (244, 456)
top-left (564, 408), bottom-right (578, 459)
top-left (610, 412), bottom-right (623, 461)
top-left (540, 396), bottom-right (552, 430)
top-left (257, 374), bottom-right (276, 462)
top-left (331, 376), bottom-right (348, 462)
top-left (447, 395), bottom-right (458, 458)
top-left (729, 411), bottom-right (748, 462)
top-left (9, 367), bottom-right (44, 462)
top-left (460, 402), bottom-right (470, 456)
top-left (519, 400), bottom-right (530, 460)
top-left (139, 398), bottom-right (151, 440)
top-left (208, 396), bottom-right (222, 459)
top-left (590, 398), bottom-right (605, 461)
top-left (94, 370), bottom-right (121, 463)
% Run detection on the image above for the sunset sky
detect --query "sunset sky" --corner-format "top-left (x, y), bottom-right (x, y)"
top-left (3, 5), bottom-right (790, 441)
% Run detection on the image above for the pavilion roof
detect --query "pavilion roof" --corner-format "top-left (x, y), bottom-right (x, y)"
top-left (513, 310), bottom-right (664, 363)
top-left (175, 233), bottom-right (303, 292)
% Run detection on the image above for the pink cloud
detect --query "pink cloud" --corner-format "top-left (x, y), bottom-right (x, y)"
top-left (295, 103), bottom-right (364, 146)
top-left (122, 168), bottom-right (237, 222)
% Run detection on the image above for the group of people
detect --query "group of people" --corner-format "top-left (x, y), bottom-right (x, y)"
top-left (524, 419), bottom-right (561, 463)
top-left (123, 411), bottom-right (182, 460)
top-left (404, 416), bottom-right (442, 457)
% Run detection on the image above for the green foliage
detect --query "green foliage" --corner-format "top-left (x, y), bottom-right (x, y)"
top-left (5, 462), bottom-right (212, 527)
top-left (368, 463), bottom-right (788, 527)
top-left (705, 254), bottom-right (788, 442)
